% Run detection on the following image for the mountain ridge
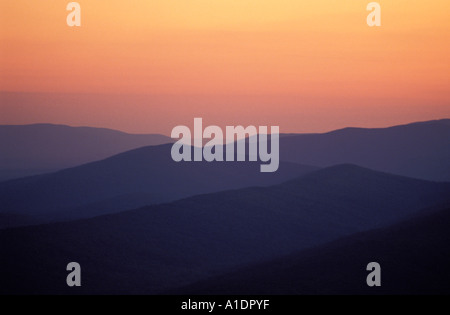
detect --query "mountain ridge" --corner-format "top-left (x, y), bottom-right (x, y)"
top-left (172, 205), bottom-right (450, 295)
top-left (0, 143), bottom-right (317, 228)
top-left (0, 124), bottom-right (173, 181)
top-left (1, 164), bottom-right (449, 294)
top-left (278, 119), bottom-right (450, 181)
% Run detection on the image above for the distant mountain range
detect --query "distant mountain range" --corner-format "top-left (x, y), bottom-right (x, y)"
top-left (279, 119), bottom-right (450, 181)
top-left (175, 205), bottom-right (450, 295)
top-left (1, 119), bottom-right (448, 183)
top-left (0, 144), bottom-right (316, 228)
top-left (1, 119), bottom-right (449, 295)
top-left (1, 165), bottom-right (449, 294)
top-left (0, 124), bottom-right (173, 181)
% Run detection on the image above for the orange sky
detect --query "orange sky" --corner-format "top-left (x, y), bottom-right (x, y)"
top-left (0, 0), bottom-right (449, 134)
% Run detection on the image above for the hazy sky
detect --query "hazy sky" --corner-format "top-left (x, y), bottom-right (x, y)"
top-left (1, 0), bottom-right (449, 134)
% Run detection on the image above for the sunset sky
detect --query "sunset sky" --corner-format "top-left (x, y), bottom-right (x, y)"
top-left (0, 0), bottom-right (449, 134)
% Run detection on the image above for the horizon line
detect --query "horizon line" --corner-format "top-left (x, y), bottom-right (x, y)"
top-left (0, 118), bottom-right (448, 137)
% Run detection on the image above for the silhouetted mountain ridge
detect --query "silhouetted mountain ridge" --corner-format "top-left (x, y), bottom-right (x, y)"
top-left (0, 124), bottom-right (173, 181)
top-left (0, 143), bottom-right (317, 227)
top-left (174, 206), bottom-right (450, 295)
top-left (279, 119), bottom-right (450, 181)
top-left (1, 164), bottom-right (449, 294)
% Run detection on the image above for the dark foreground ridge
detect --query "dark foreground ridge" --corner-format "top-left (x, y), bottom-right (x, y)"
top-left (173, 206), bottom-right (450, 295)
top-left (1, 164), bottom-right (449, 294)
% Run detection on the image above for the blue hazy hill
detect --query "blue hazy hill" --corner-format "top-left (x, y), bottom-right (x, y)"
top-left (0, 143), bottom-right (317, 228)
top-left (1, 165), bottom-right (449, 294)
top-left (0, 124), bottom-right (173, 181)
top-left (279, 119), bottom-right (450, 181)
